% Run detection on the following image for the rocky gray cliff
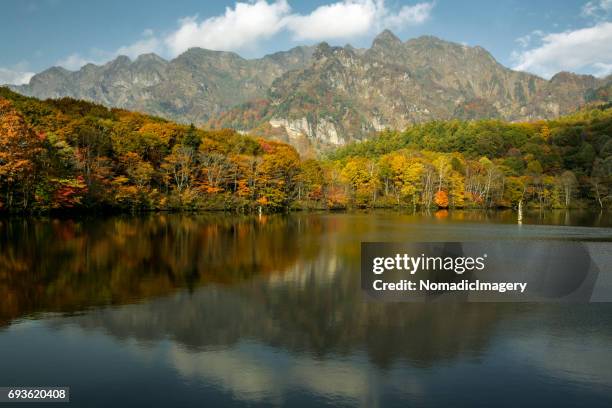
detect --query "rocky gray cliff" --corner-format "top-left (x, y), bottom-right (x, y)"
top-left (212, 31), bottom-right (607, 149)
top-left (12, 46), bottom-right (315, 125)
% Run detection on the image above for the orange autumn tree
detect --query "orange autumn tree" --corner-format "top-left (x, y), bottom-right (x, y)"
top-left (434, 190), bottom-right (449, 209)
top-left (0, 98), bottom-right (43, 210)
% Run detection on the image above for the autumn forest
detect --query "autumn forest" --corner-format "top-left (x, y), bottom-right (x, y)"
top-left (0, 87), bottom-right (610, 214)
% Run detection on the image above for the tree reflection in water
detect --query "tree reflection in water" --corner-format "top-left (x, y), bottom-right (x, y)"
top-left (1, 212), bottom-right (612, 406)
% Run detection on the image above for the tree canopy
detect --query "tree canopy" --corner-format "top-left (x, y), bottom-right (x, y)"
top-left (0, 87), bottom-right (610, 213)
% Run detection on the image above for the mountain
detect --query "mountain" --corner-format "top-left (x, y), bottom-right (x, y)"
top-left (11, 45), bottom-right (315, 124)
top-left (11, 30), bottom-right (608, 152)
top-left (210, 31), bottom-right (607, 150)
top-left (586, 76), bottom-right (612, 103)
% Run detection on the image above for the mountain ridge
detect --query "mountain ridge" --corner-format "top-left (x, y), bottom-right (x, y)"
top-left (11, 45), bottom-right (316, 125)
top-left (10, 31), bottom-right (610, 152)
top-left (210, 32), bottom-right (608, 151)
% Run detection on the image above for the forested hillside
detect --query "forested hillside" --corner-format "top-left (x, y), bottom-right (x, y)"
top-left (328, 105), bottom-right (612, 209)
top-left (0, 88), bottom-right (610, 213)
top-left (0, 87), bottom-right (303, 213)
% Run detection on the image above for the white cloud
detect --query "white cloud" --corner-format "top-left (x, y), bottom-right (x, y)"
top-left (581, 0), bottom-right (612, 20)
top-left (592, 62), bottom-right (612, 77)
top-left (515, 35), bottom-right (530, 48)
top-left (164, 0), bottom-right (433, 52)
top-left (383, 1), bottom-right (434, 28)
top-left (0, 67), bottom-right (35, 85)
top-left (116, 30), bottom-right (163, 59)
top-left (276, 0), bottom-right (433, 42)
top-left (512, 22), bottom-right (612, 78)
top-left (284, 0), bottom-right (379, 41)
top-left (164, 0), bottom-right (291, 55)
top-left (54, 0), bottom-right (434, 70)
top-left (57, 53), bottom-right (99, 70)
top-left (515, 29), bottom-right (544, 48)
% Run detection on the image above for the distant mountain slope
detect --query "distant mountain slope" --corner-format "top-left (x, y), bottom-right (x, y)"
top-left (211, 31), bottom-right (607, 150)
top-left (11, 45), bottom-right (315, 124)
top-left (11, 30), bottom-right (608, 152)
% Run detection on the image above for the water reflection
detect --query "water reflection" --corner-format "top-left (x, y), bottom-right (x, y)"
top-left (2, 211), bottom-right (611, 326)
top-left (44, 285), bottom-right (513, 366)
top-left (1, 211), bottom-right (612, 406)
top-left (0, 213), bottom-right (324, 325)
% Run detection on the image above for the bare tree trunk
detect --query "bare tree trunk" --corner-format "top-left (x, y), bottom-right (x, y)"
top-left (594, 183), bottom-right (603, 209)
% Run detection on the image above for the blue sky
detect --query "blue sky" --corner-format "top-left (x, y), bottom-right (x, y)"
top-left (1, 0), bottom-right (611, 84)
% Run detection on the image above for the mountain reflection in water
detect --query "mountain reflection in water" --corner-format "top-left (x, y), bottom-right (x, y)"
top-left (0, 211), bottom-right (611, 407)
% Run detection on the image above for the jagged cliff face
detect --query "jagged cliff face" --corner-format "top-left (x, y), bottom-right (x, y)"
top-left (220, 31), bottom-right (606, 149)
top-left (11, 30), bottom-right (608, 152)
top-left (11, 46), bottom-right (315, 124)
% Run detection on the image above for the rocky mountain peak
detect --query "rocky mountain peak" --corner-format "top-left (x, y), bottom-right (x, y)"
top-left (313, 42), bottom-right (333, 59)
top-left (404, 35), bottom-right (479, 56)
top-left (550, 71), bottom-right (596, 83)
top-left (41, 66), bottom-right (70, 76)
top-left (371, 29), bottom-right (402, 48)
top-left (109, 55), bottom-right (132, 67)
top-left (135, 53), bottom-right (167, 64)
top-left (407, 35), bottom-right (447, 47)
top-left (174, 48), bottom-right (246, 68)
top-left (312, 42), bottom-right (357, 64)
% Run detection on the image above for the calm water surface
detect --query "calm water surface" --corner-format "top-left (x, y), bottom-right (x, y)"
top-left (1, 210), bottom-right (611, 407)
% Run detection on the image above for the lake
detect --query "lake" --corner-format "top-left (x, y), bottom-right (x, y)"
top-left (1, 210), bottom-right (612, 407)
